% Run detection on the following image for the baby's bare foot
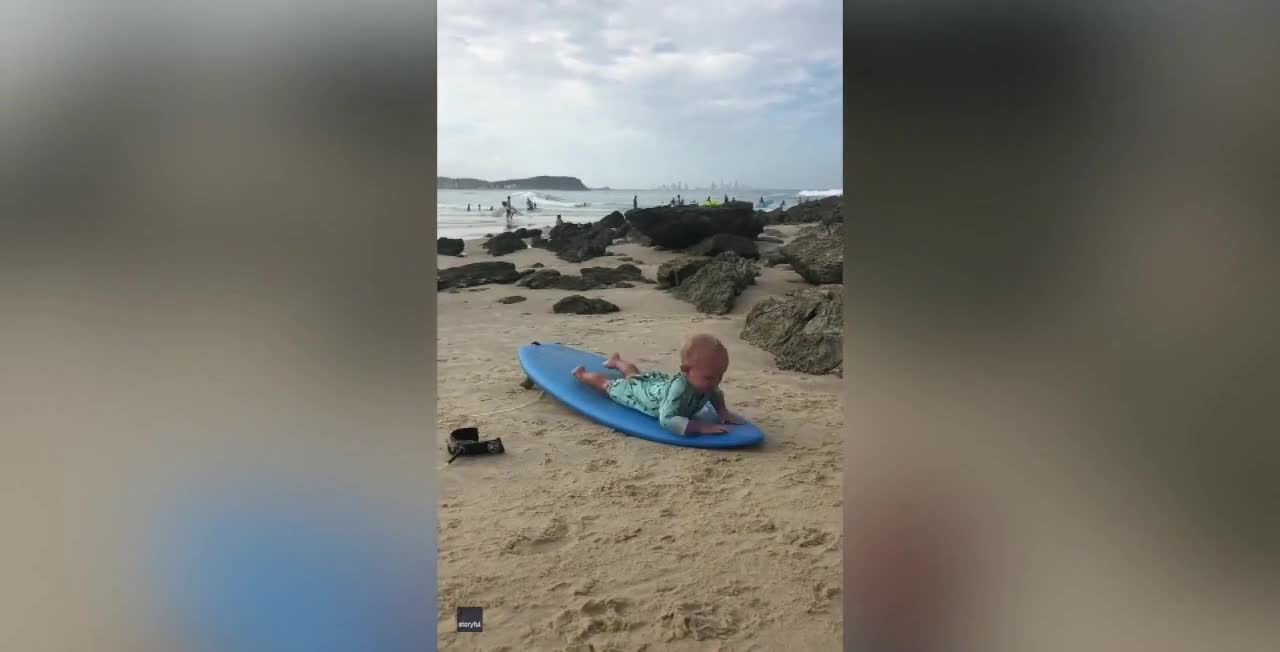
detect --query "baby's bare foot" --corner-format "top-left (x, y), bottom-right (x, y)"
top-left (572, 365), bottom-right (587, 380)
top-left (602, 353), bottom-right (622, 370)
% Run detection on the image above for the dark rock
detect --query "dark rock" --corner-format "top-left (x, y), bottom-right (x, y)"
top-left (498, 295), bottom-right (527, 304)
top-left (688, 233), bottom-right (759, 259)
top-left (761, 249), bottom-right (787, 267)
top-left (530, 234), bottom-right (548, 248)
top-left (555, 276), bottom-right (594, 291)
top-left (613, 281), bottom-right (635, 288)
top-left (599, 211), bottom-right (627, 229)
top-left (740, 285), bottom-right (843, 375)
top-left (781, 223), bottom-right (843, 284)
top-left (531, 262), bottom-right (545, 268)
top-left (656, 256), bottom-right (713, 289)
top-left (520, 264), bottom-right (648, 290)
top-left (517, 269), bottom-right (536, 279)
top-left (553, 295), bottom-right (620, 315)
top-left (437, 237), bottom-right (465, 257)
top-left (517, 268), bottom-right (565, 289)
top-left (544, 220), bottom-right (616, 262)
top-left (580, 263), bottom-right (648, 286)
top-left (672, 253), bottom-right (760, 314)
top-left (510, 227), bottom-right (542, 239)
top-left (760, 196), bottom-right (842, 226)
top-left (482, 231), bottom-right (528, 256)
top-left (522, 267), bottom-right (591, 290)
top-left (438, 261), bottom-right (522, 290)
top-left (757, 236), bottom-right (784, 244)
top-left (625, 202), bottom-right (764, 249)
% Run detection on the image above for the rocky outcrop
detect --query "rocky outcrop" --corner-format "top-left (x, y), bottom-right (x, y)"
top-left (781, 223), bottom-right (843, 284)
top-left (517, 269), bottom-right (586, 290)
top-left (672, 252), bottom-right (760, 314)
top-left (517, 264), bottom-right (649, 291)
top-left (581, 263), bottom-right (650, 286)
top-left (740, 285), bottom-right (843, 375)
top-left (599, 211), bottom-right (627, 229)
top-left (437, 237), bottom-right (464, 257)
top-left (482, 231), bottom-right (528, 256)
top-left (539, 219), bottom-right (618, 263)
top-left (625, 202), bottom-right (764, 250)
top-left (553, 295), bottom-right (620, 315)
top-left (761, 249), bottom-right (787, 267)
top-left (438, 261), bottom-right (522, 290)
top-left (656, 256), bottom-right (714, 289)
top-left (760, 196), bottom-right (842, 226)
top-left (498, 295), bottom-right (527, 304)
top-left (687, 233), bottom-right (759, 259)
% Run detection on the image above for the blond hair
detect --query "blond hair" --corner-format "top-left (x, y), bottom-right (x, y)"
top-left (680, 334), bottom-right (728, 368)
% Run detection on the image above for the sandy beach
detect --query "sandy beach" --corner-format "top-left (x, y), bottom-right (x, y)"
top-left (436, 225), bottom-right (843, 650)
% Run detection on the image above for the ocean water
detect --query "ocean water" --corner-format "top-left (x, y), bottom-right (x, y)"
top-left (436, 188), bottom-right (832, 239)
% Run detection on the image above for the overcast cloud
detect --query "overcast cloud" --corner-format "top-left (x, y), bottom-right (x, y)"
top-left (438, 0), bottom-right (842, 189)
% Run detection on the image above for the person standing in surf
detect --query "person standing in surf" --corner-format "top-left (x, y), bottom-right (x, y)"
top-left (571, 334), bottom-right (746, 435)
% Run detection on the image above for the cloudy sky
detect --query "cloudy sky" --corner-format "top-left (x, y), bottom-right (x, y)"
top-left (438, 0), bottom-right (842, 190)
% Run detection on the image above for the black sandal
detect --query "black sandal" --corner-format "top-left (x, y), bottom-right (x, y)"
top-left (447, 427), bottom-right (505, 464)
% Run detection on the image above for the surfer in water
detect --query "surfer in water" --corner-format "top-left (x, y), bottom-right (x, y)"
top-left (571, 334), bottom-right (746, 436)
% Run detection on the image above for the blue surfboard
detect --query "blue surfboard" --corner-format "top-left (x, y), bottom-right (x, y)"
top-left (518, 342), bottom-right (766, 449)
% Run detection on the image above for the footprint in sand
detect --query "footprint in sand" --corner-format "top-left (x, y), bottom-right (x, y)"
top-left (612, 527), bottom-right (642, 543)
top-left (806, 581), bottom-right (842, 613)
top-left (502, 517), bottom-right (571, 554)
top-left (551, 598), bottom-right (643, 643)
top-left (584, 458), bottom-right (619, 472)
top-left (781, 526), bottom-right (834, 549)
top-left (660, 601), bottom-right (740, 642)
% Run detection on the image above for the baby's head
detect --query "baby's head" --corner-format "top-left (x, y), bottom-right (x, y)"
top-left (679, 334), bottom-right (729, 394)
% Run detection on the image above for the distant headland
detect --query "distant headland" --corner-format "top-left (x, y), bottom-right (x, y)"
top-left (437, 176), bottom-right (590, 191)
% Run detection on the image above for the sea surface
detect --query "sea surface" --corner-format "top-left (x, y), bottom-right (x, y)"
top-left (436, 188), bottom-right (841, 239)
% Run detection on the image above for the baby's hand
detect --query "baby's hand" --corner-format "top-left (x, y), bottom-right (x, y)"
top-left (689, 422), bottom-right (729, 435)
top-left (720, 411), bottom-right (747, 425)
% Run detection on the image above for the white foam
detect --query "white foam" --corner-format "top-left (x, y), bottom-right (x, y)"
top-left (513, 191), bottom-right (578, 208)
top-left (797, 188), bottom-right (842, 197)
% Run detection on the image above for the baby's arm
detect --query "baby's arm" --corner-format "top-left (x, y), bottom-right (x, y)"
top-left (659, 380), bottom-right (726, 435)
top-left (710, 389), bottom-right (746, 424)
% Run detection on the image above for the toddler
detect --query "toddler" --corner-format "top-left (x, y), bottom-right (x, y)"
top-left (572, 334), bottom-right (745, 435)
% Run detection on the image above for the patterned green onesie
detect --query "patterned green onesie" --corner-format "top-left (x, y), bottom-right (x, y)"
top-left (606, 371), bottom-right (724, 435)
